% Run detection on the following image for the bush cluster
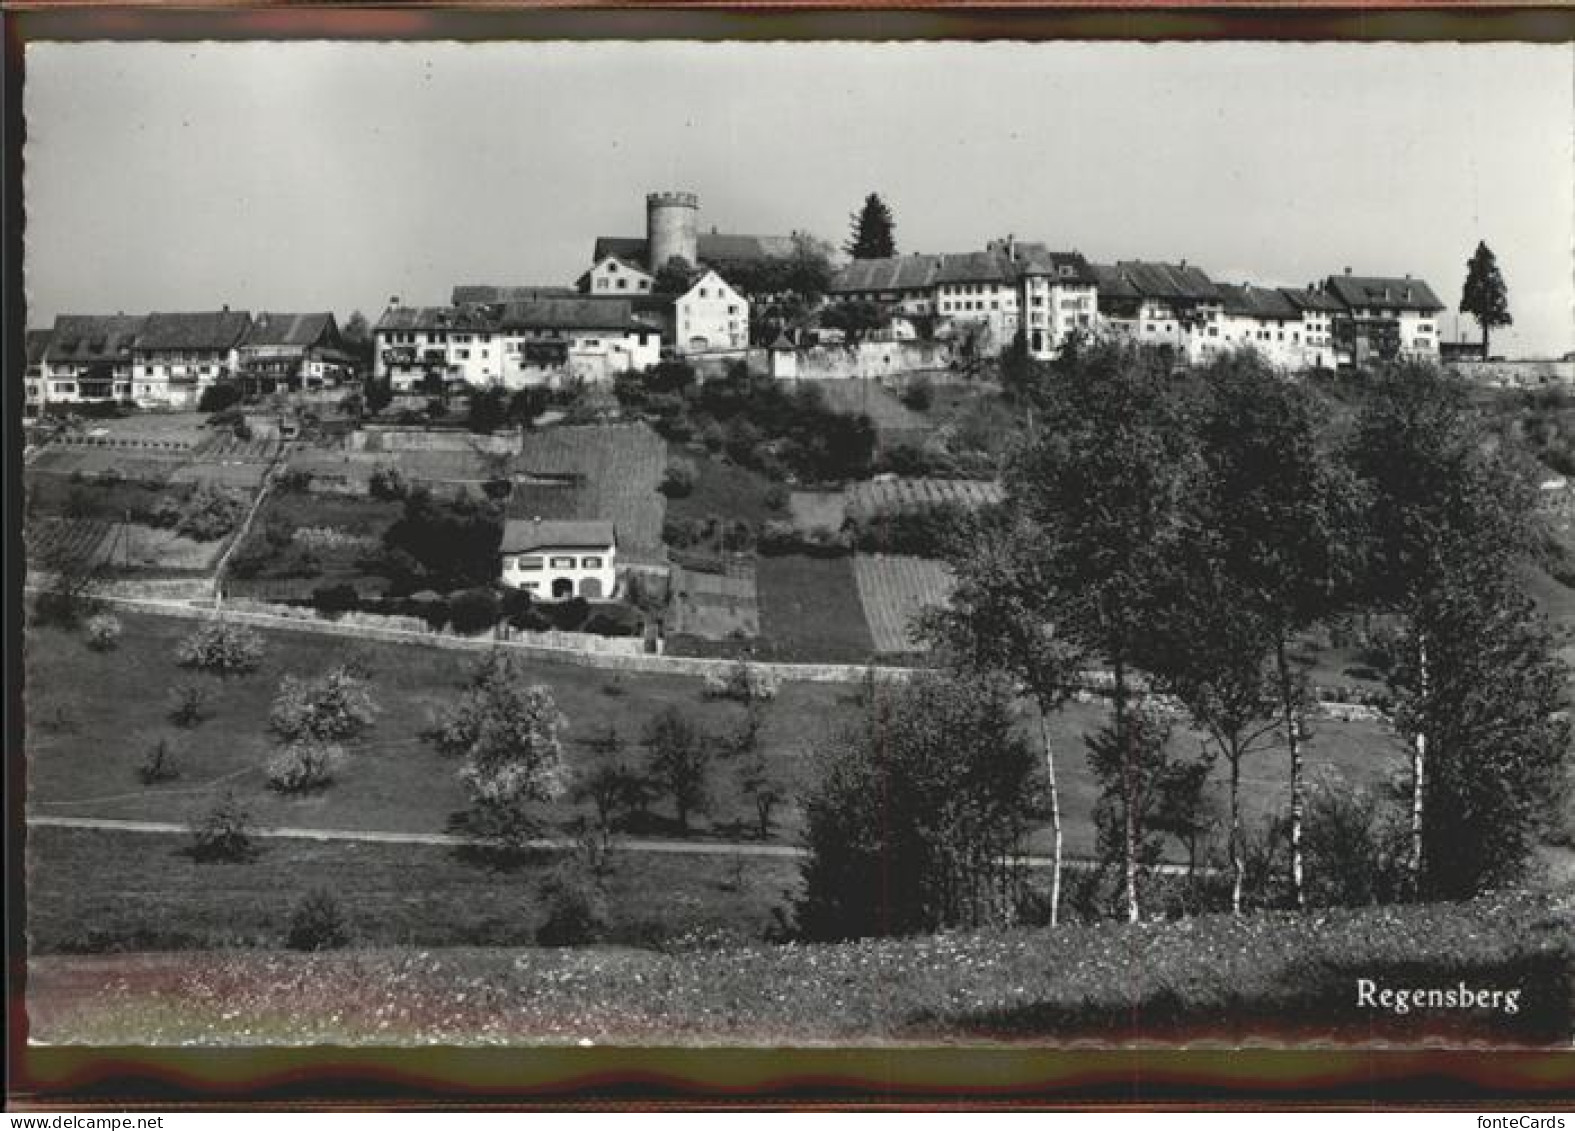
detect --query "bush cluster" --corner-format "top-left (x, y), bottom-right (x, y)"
top-left (175, 620), bottom-right (266, 677)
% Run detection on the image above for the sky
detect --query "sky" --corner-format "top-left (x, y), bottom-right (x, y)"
top-left (24, 40), bottom-right (1574, 357)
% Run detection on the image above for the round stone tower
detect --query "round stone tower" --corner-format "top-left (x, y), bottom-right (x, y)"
top-left (646, 191), bottom-right (700, 273)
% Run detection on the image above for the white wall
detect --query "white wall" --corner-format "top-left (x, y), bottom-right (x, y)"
top-left (585, 257), bottom-right (653, 295)
top-left (501, 546), bottom-right (617, 601)
top-left (676, 270), bottom-right (749, 354)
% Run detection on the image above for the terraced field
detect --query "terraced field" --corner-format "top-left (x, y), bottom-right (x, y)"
top-left (25, 517), bottom-right (114, 568)
top-left (512, 423), bottom-right (667, 565)
top-left (853, 553), bottom-right (954, 655)
top-left (846, 477), bottom-right (1003, 521)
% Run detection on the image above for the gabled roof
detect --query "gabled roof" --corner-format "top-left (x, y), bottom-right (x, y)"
top-left (46, 314), bottom-right (147, 363)
top-left (136, 310), bottom-right (251, 351)
top-left (935, 251), bottom-right (1017, 285)
top-left (1018, 249), bottom-right (1096, 286)
top-left (375, 305), bottom-right (497, 333)
top-left (1218, 284), bottom-right (1300, 321)
top-left (243, 312), bottom-right (338, 349)
top-left (501, 518), bottom-right (616, 554)
top-left (1279, 287), bottom-right (1346, 314)
top-left (680, 269), bottom-right (744, 302)
top-left (1092, 262), bottom-right (1220, 303)
top-left (576, 256), bottom-right (655, 290)
top-left (26, 329), bottom-right (53, 366)
top-left (1323, 273), bottom-right (1444, 313)
top-left (829, 255), bottom-right (943, 294)
top-left (497, 298), bottom-right (657, 333)
top-left (451, 285), bottom-right (579, 305)
top-left (591, 233), bottom-right (798, 270)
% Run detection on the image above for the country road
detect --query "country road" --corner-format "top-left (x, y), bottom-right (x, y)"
top-left (25, 814), bottom-right (1207, 875)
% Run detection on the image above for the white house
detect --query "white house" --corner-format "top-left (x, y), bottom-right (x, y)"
top-left (373, 304), bottom-right (502, 392)
top-left (577, 255), bottom-right (655, 296)
top-left (1018, 250), bottom-right (1098, 359)
top-left (499, 518), bottom-right (617, 601)
top-left (1322, 270), bottom-right (1444, 366)
top-left (1092, 261), bottom-right (1223, 361)
top-left (39, 314), bottom-right (145, 407)
top-left (130, 310), bottom-right (251, 407)
top-left (495, 299), bottom-right (663, 386)
top-left (674, 269), bottom-right (749, 355)
top-left (933, 250), bottom-right (1021, 352)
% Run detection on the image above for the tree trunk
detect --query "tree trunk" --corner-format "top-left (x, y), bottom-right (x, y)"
top-left (1113, 657), bottom-right (1140, 924)
top-left (1481, 323), bottom-right (1491, 359)
top-left (1408, 633), bottom-right (1429, 896)
top-left (1229, 748), bottom-right (1244, 916)
top-left (1277, 637), bottom-right (1306, 910)
top-left (1037, 704), bottom-right (1063, 928)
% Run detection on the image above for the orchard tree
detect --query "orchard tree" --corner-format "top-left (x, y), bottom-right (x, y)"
top-left (1459, 241), bottom-right (1512, 357)
top-left (796, 670), bottom-right (1041, 939)
top-left (1348, 363), bottom-right (1539, 893)
top-left (430, 651), bottom-right (568, 849)
top-left (845, 193), bottom-right (897, 260)
top-left (641, 706), bottom-right (713, 834)
top-left (919, 513), bottom-right (1084, 926)
top-left (1004, 339), bottom-right (1196, 921)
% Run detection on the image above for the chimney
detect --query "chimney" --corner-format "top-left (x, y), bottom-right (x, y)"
top-left (1344, 266), bottom-right (1352, 276)
top-left (222, 303), bottom-right (230, 313)
top-left (389, 295), bottom-right (401, 307)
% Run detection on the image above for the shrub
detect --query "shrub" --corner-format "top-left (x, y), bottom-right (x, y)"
top-left (167, 681), bottom-right (213, 728)
top-left (137, 737), bottom-right (181, 785)
top-left (900, 376), bottom-right (935, 411)
top-left (535, 866), bottom-right (609, 946)
top-left (661, 456), bottom-right (699, 499)
top-left (198, 381), bottom-right (243, 414)
top-left (175, 620), bottom-right (265, 678)
top-left (312, 583), bottom-right (361, 617)
top-left (286, 888), bottom-right (351, 951)
top-left (233, 420), bottom-right (254, 441)
top-left (449, 586), bottom-right (501, 635)
top-left (368, 463), bottom-right (408, 501)
top-left (188, 790), bottom-right (258, 862)
top-left (702, 660), bottom-right (780, 703)
top-left (757, 519), bottom-right (800, 556)
top-left (267, 739), bottom-right (346, 793)
top-left (482, 477), bottom-right (513, 501)
top-left (175, 487), bottom-right (247, 541)
top-left (1301, 778), bottom-right (1410, 908)
top-left (270, 666), bottom-right (378, 742)
top-left (764, 483), bottom-right (791, 513)
top-left (277, 468), bottom-right (314, 494)
top-left (84, 613), bottom-right (122, 652)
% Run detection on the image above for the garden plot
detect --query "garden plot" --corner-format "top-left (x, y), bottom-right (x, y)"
top-left (846, 477), bottom-right (1003, 522)
top-left (668, 565), bottom-right (760, 641)
top-left (788, 491), bottom-right (847, 534)
top-left (853, 554), bottom-right (955, 655)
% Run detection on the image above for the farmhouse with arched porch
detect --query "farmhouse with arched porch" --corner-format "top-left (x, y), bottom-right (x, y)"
top-left (499, 518), bottom-right (617, 602)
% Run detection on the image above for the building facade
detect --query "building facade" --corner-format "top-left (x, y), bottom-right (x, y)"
top-left (1322, 271), bottom-right (1444, 366)
top-left (38, 314), bottom-right (145, 408)
top-left (130, 310), bottom-right (251, 407)
top-left (499, 518), bottom-right (617, 601)
top-left (238, 312), bottom-right (355, 394)
top-left (578, 255), bottom-right (655, 296)
top-left (674, 269), bottom-right (749, 355)
top-left (374, 300), bottom-right (662, 391)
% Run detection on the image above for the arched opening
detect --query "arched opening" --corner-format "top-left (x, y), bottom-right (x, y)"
top-left (551, 578), bottom-right (574, 600)
top-left (580, 577), bottom-right (603, 600)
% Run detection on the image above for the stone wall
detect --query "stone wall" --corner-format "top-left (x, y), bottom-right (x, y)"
top-left (1449, 359), bottom-right (1575, 387)
top-left (774, 340), bottom-right (953, 381)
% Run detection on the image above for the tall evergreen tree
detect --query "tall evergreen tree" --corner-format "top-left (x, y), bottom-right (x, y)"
top-left (1459, 240), bottom-right (1513, 357)
top-left (845, 193), bottom-right (897, 260)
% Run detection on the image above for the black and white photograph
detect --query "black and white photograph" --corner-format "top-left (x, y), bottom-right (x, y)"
top-left (15, 31), bottom-right (1575, 1060)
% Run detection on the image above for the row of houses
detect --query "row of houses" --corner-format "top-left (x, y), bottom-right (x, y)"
top-left (827, 236), bottom-right (1444, 371)
top-left (24, 309), bottom-right (355, 413)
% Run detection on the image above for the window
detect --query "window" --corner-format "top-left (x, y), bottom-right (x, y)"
top-left (519, 556), bottom-right (544, 571)
top-left (699, 288), bottom-right (709, 298)
top-left (550, 555), bottom-right (576, 569)
top-left (503, 556), bottom-right (517, 571)
top-left (608, 262), bottom-right (618, 273)
top-left (597, 279), bottom-right (609, 290)
top-left (728, 305), bottom-right (738, 315)
top-left (582, 556), bottom-right (603, 569)
top-left (617, 279), bottom-right (628, 290)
